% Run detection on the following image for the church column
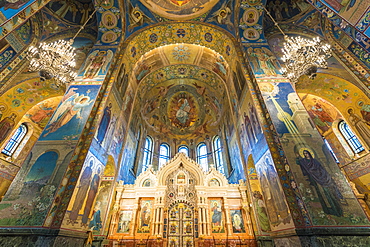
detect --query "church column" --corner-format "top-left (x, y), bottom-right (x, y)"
top-left (205, 137), bottom-right (214, 168)
top-left (152, 139), bottom-right (160, 170)
top-left (153, 196), bottom-right (163, 236)
top-left (239, 183), bottom-right (253, 236)
top-left (204, 206), bottom-right (210, 235)
top-left (0, 1), bottom-right (123, 244)
top-left (131, 198), bottom-right (140, 236)
top-left (199, 206), bottom-right (206, 236)
top-left (152, 206), bottom-right (158, 235)
top-left (158, 205), bottom-right (165, 236)
top-left (239, 25), bottom-right (370, 244)
top-left (223, 197), bottom-right (232, 236)
top-left (109, 182), bottom-right (124, 237)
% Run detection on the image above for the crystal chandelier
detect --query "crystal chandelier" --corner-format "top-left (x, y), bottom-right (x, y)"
top-left (27, 7), bottom-right (98, 85)
top-left (263, 7), bottom-right (332, 83)
top-left (27, 40), bottom-right (77, 84)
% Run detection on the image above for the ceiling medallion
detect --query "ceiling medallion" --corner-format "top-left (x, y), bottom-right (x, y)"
top-left (169, 92), bottom-right (197, 129)
top-left (263, 7), bottom-right (332, 83)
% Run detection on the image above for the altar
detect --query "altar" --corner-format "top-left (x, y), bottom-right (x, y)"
top-left (109, 153), bottom-right (256, 246)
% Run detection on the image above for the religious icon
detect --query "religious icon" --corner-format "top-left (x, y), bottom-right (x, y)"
top-left (170, 223), bottom-right (177, 234)
top-left (257, 153), bottom-right (291, 227)
top-left (82, 49), bottom-right (114, 79)
top-left (69, 157), bottom-right (97, 225)
top-left (230, 210), bottom-right (246, 233)
top-left (184, 209), bottom-right (192, 219)
top-left (143, 179), bottom-right (152, 187)
top-left (209, 178), bottom-right (220, 186)
top-left (296, 148), bottom-right (344, 217)
top-left (43, 87), bottom-right (93, 137)
top-left (0, 113), bottom-right (16, 143)
top-left (184, 222), bottom-right (192, 234)
top-left (117, 211), bottom-right (132, 233)
top-left (177, 172), bottom-right (186, 184)
top-left (210, 200), bottom-right (224, 233)
top-left (137, 200), bottom-right (152, 233)
top-left (96, 103), bottom-right (112, 144)
top-left (128, 4), bottom-right (154, 32)
top-left (252, 191), bottom-right (271, 232)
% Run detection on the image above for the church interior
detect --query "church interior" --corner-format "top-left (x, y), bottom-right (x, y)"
top-left (0, 0), bottom-right (370, 246)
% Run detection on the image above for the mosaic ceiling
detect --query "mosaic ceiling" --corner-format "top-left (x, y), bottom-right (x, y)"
top-left (137, 0), bottom-right (219, 20)
top-left (137, 64), bottom-right (226, 138)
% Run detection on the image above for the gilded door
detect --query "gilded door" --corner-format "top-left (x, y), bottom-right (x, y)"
top-left (167, 202), bottom-right (194, 247)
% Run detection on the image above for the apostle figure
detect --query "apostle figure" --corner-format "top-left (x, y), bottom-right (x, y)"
top-left (253, 191), bottom-right (271, 232)
top-left (359, 102), bottom-right (370, 124)
top-left (0, 113), bottom-right (16, 143)
top-left (296, 150), bottom-right (343, 217)
top-left (83, 50), bottom-right (113, 79)
top-left (69, 160), bottom-right (94, 224)
top-left (176, 98), bottom-right (190, 124)
top-left (348, 108), bottom-right (370, 145)
top-left (88, 201), bottom-right (102, 231)
top-left (140, 202), bottom-right (151, 232)
top-left (97, 103), bottom-right (112, 144)
top-left (82, 167), bottom-right (101, 226)
top-left (211, 202), bottom-right (222, 232)
top-left (232, 212), bottom-right (245, 233)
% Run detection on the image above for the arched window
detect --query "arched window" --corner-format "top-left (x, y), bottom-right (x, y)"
top-left (2, 124), bottom-right (27, 156)
top-left (197, 142), bottom-right (208, 171)
top-left (178, 145), bottom-right (189, 156)
top-left (142, 136), bottom-right (153, 172)
top-left (339, 121), bottom-right (364, 154)
top-left (213, 135), bottom-right (225, 175)
top-left (159, 143), bottom-right (170, 168)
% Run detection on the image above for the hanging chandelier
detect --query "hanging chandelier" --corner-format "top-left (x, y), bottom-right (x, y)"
top-left (27, 7), bottom-right (98, 85)
top-left (263, 7), bottom-right (332, 83)
top-left (27, 40), bottom-right (77, 84)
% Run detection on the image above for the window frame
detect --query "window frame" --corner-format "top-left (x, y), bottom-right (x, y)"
top-left (178, 145), bottom-right (189, 156)
top-left (338, 121), bottom-right (364, 154)
top-left (213, 135), bottom-right (225, 175)
top-left (141, 136), bottom-right (153, 172)
top-left (196, 142), bottom-right (208, 171)
top-left (158, 142), bottom-right (171, 168)
top-left (2, 124), bottom-right (27, 156)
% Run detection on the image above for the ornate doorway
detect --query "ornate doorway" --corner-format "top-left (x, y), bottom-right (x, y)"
top-left (167, 201), bottom-right (194, 247)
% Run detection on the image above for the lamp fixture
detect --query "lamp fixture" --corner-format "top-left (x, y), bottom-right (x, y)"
top-left (263, 7), bottom-right (332, 83)
top-left (27, 6), bottom-right (98, 85)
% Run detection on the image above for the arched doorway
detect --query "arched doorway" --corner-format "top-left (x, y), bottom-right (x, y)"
top-left (167, 201), bottom-right (195, 247)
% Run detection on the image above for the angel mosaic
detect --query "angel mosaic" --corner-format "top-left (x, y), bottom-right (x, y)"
top-left (43, 87), bottom-right (94, 137)
top-left (82, 50), bottom-right (113, 79)
top-left (128, 3), bottom-right (154, 32)
top-left (208, 0), bottom-right (233, 30)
